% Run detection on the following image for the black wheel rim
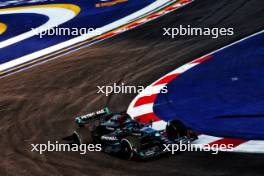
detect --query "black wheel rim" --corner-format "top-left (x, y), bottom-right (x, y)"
top-left (121, 141), bottom-right (133, 160)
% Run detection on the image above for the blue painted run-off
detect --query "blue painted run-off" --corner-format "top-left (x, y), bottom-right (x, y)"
top-left (154, 32), bottom-right (264, 140)
top-left (0, 0), bottom-right (155, 65)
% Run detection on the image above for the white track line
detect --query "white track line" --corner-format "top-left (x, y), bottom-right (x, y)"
top-left (0, 0), bottom-right (179, 73)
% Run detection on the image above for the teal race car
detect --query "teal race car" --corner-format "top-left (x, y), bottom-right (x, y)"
top-left (71, 107), bottom-right (197, 160)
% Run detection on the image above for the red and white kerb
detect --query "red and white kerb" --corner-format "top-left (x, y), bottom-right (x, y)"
top-left (100, 0), bottom-right (194, 40)
top-left (127, 54), bottom-right (264, 154)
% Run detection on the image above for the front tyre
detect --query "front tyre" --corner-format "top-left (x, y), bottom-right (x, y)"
top-left (120, 136), bottom-right (140, 160)
top-left (166, 120), bottom-right (188, 140)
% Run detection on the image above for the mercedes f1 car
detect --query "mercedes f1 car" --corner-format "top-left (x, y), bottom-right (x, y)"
top-left (71, 107), bottom-right (197, 160)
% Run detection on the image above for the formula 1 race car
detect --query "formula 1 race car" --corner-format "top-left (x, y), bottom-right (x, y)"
top-left (71, 107), bottom-right (197, 160)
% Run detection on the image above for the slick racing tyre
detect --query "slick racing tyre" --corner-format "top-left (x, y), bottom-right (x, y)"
top-left (166, 120), bottom-right (188, 140)
top-left (73, 127), bottom-right (93, 145)
top-left (120, 136), bottom-right (140, 160)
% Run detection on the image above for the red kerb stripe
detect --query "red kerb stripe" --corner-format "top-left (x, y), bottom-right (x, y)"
top-left (135, 113), bottom-right (161, 123)
top-left (191, 55), bottom-right (212, 64)
top-left (147, 13), bottom-right (162, 19)
top-left (125, 22), bottom-right (142, 29)
top-left (134, 94), bottom-right (157, 107)
top-left (165, 6), bottom-right (178, 12)
top-left (209, 138), bottom-right (247, 148)
top-left (101, 32), bottom-right (115, 39)
top-left (180, 0), bottom-right (193, 4)
top-left (154, 73), bottom-right (180, 86)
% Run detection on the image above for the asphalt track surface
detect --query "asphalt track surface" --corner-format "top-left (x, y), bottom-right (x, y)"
top-left (0, 0), bottom-right (264, 175)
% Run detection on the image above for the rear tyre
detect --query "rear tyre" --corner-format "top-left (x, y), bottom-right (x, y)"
top-left (120, 136), bottom-right (140, 160)
top-left (166, 120), bottom-right (188, 140)
top-left (73, 127), bottom-right (93, 145)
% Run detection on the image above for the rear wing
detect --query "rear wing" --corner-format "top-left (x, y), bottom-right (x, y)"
top-left (75, 107), bottom-right (111, 125)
